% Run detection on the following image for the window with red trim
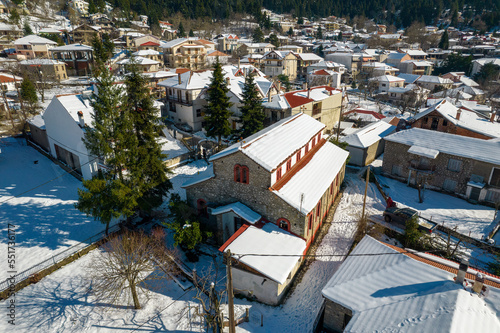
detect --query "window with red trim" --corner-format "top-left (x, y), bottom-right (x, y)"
top-left (316, 200), bottom-right (321, 217)
top-left (336, 174), bottom-right (339, 186)
top-left (197, 199), bottom-right (208, 217)
top-left (312, 138), bottom-right (316, 147)
top-left (296, 150), bottom-right (302, 161)
top-left (305, 143), bottom-right (309, 153)
top-left (308, 214), bottom-right (313, 230)
top-left (234, 165), bottom-right (249, 184)
top-left (277, 167), bottom-right (282, 181)
top-left (286, 158), bottom-right (292, 172)
top-left (318, 133), bottom-right (321, 142)
top-left (330, 182), bottom-right (333, 194)
top-left (277, 218), bottom-right (290, 231)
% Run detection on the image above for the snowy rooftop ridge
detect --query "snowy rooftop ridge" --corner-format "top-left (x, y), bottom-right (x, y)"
top-left (209, 113), bottom-right (326, 172)
top-left (322, 236), bottom-right (500, 332)
top-left (340, 121), bottom-right (395, 149)
top-left (385, 127), bottom-right (500, 166)
top-left (211, 202), bottom-right (261, 224)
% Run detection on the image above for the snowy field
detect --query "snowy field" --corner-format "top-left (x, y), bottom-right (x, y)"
top-left (159, 128), bottom-right (189, 160)
top-left (0, 138), bottom-right (117, 281)
top-left (0, 172), bottom-right (374, 332)
top-left (376, 175), bottom-right (498, 240)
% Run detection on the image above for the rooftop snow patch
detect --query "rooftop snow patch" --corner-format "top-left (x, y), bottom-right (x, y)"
top-left (408, 145), bottom-right (439, 159)
top-left (209, 113), bottom-right (326, 172)
top-left (341, 121), bottom-right (395, 149)
top-left (221, 223), bottom-right (306, 284)
top-left (385, 128), bottom-right (500, 166)
top-left (211, 202), bottom-right (261, 224)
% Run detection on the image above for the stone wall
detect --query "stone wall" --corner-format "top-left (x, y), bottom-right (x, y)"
top-left (382, 140), bottom-right (499, 197)
top-left (322, 298), bottom-right (353, 333)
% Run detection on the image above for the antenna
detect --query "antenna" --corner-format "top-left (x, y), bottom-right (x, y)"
top-left (299, 193), bottom-right (305, 213)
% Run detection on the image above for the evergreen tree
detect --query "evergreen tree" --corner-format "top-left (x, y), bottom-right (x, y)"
top-left (268, 33), bottom-right (279, 47)
top-left (474, 63), bottom-right (500, 86)
top-left (9, 8), bottom-right (20, 26)
top-left (451, 7), bottom-right (459, 27)
top-left (277, 74), bottom-right (292, 91)
top-left (438, 29), bottom-right (449, 50)
top-left (287, 27), bottom-right (294, 36)
top-left (203, 58), bottom-right (233, 146)
top-left (76, 65), bottom-right (138, 235)
top-left (237, 73), bottom-right (265, 138)
top-left (337, 31), bottom-right (343, 41)
top-left (189, 29), bottom-right (195, 37)
top-left (23, 21), bottom-right (33, 36)
top-left (88, 0), bottom-right (97, 14)
top-left (20, 76), bottom-right (38, 112)
top-left (252, 27), bottom-right (264, 43)
top-left (316, 26), bottom-right (323, 39)
top-left (178, 22), bottom-right (186, 37)
top-left (124, 60), bottom-right (172, 214)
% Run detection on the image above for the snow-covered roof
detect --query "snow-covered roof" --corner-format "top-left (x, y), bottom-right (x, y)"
top-left (408, 145), bottom-right (439, 159)
top-left (50, 43), bottom-right (93, 52)
top-left (45, 94), bottom-right (94, 129)
top-left (371, 75), bottom-right (404, 83)
top-left (414, 99), bottom-right (500, 138)
top-left (132, 49), bottom-right (160, 56)
top-left (181, 164), bottom-right (215, 188)
top-left (397, 73), bottom-right (421, 84)
top-left (417, 75), bottom-right (453, 84)
top-left (322, 236), bottom-right (500, 332)
top-left (341, 121), bottom-right (395, 148)
top-left (296, 53), bottom-right (323, 61)
top-left (403, 60), bottom-right (434, 67)
top-left (28, 114), bottom-right (45, 129)
top-left (401, 48), bottom-right (428, 56)
top-left (273, 140), bottom-right (349, 215)
top-left (117, 56), bottom-right (159, 65)
top-left (20, 59), bottom-right (66, 66)
top-left (14, 35), bottom-right (58, 45)
top-left (210, 113), bottom-right (326, 172)
top-left (385, 127), bottom-right (500, 165)
top-left (211, 202), bottom-right (261, 224)
top-left (222, 223), bottom-right (306, 284)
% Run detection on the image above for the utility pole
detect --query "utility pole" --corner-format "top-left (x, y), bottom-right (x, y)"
top-left (336, 89), bottom-right (344, 141)
top-left (362, 167), bottom-right (370, 221)
top-left (226, 250), bottom-right (236, 333)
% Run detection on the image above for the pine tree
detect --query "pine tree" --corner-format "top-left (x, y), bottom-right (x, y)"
top-left (288, 27), bottom-right (294, 36)
top-left (178, 22), bottom-right (186, 37)
top-left (316, 26), bottom-right (323, 39)
top-left (268, 33), bottom-right (279, 47)
top-left (20, 76), bottom-right (38, 110)
top-left (252, 27), bottom-right (264, 43)
top-left (189, 29), bottom-right (195, 37)
top-left (439, 29), bottom-right (449, 50)
top-left (88, 0), bottom-right (97, 14)
top-left (451, 7), bottom-right (459, 27)
top-left (203, 58), bottom-right (233, 146)
top-left (23, 21), bottom-right (33, 36)
top-left (124, 60), bottom-right (172, 214)
top-left (237, 73), bottom-right (265, 138)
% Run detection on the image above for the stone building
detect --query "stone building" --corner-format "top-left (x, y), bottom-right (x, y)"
top-left (382, 128), bottom-right (500, 204)
top-left (411, 99), bottom-right (500, 140)
top-left (183, 113), bottom-right (349, 247)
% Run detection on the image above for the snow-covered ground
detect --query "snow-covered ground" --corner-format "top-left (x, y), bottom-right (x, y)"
top-left (0, 171), bottom-right (373, 332)
top-left (38, 85), bottom-right (90, 110)
top-left (376, 175), bottom-right (498, 240)
top-left (0, 137), bottom-right (117, 281)
top-left (160, 128), bottom-right (189, 160)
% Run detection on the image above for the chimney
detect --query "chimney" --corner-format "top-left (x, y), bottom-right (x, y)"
top-left (268, 89), bottom-right (271, 102)
top-left (456, 259), bottom-right (469, 285)
top-left (490, 111), bottom-right (496, 123)
top-left (456, 109), bottom-right (461, 121)
top-left (226, 77), bottom-right (230, 85)
top-left (307, 87), bottom-right (311, 99)
top-left (303, 82), bottom-right (308, 90)
top-left (178, 73), bottom-right (182, 85)
top-left (77, 111), bottom-right (85, 127)
top-left (277, 81), bottom-right (281, 92)
top-left (472, 273), bottom-right (485, 294)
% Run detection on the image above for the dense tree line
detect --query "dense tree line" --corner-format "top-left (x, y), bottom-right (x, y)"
top-left (109, 0), bottom-right (499, 29)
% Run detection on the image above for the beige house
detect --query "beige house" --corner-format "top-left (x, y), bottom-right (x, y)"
top-left (20, 59), bottom-right (68, 81)
top-left (369, 74), bottom-right (405, 93)
top-left (117, 56), bottom-right (160, 73)
top-left (131, 49), bottom-right (162, 62)
top-left (238, 43), bottom-right (275, 55)
top-left (72, 24), bottom-right (101, 45)
top-left (0, 23), bottom-right (23, 48)
top-left (161, 38), bottom-right (215, 69)
top-left (416, 75), bottom-right (453, 92)
top-left (13, 35), bottom-right (58, 59)
top-left (262, 50), bottom-right (298, 80)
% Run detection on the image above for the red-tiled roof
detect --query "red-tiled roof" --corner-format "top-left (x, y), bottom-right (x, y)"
top-left (0, 75), bottom-right (21, 83)
top-left (343, 109), bottom-right (386, 120)
top-left (198, 39), bottom-right (214, 45)
top-left (312, 69), bottom-right (331, 76)
top-left (284, 85), bottom-right (339, 109)
top-left (141, 41), bottom-right (160, 46)
top-left (175, 68), bottom-right (190, 74)
top-left (207, 50), bottom-right (229, 57)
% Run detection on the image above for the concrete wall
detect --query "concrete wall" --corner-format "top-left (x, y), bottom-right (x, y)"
top-left (27, 123), bottom-right (50, 152)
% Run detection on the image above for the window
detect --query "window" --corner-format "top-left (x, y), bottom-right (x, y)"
top-left (296, 150), bottom-right (302, 162)
top-left (312, 102), bottom-right (321, 115)
top-left (197, 199), bottom-right (208, 217)
top-left (316, 200), bottom-right (321, 217)
top-left (485, 189), bottom-right (500, 203)
top-left (392, 165), bottom-right (402, 176)
top-left (312, 138), bottom-right (316, 147)
top-left (234, 216), bottom-right (244, 232)
top-left (305, 143), bottom-right (309, 153)
top-left (308, 214), bottom-right (313, 230)
top-left (490, 168), bottom-right (500, 187)
top-left (196, 109), bottom-right (202, 117)
top-left (443, 119), bottom-right (448, 126)
top-left (330, 182), bottom-right (334, 194)
top-left (234, 164), bottom-right (249, 184)
top-left (317, 133), bottom-right (321, 142)
top-left (277, 218), bottom-right (290, 231)
top-left (381, 83), bottom-right (386, 87)
top-left (286, 159), bottom-right (292, 172)
top-left (447, 158), bottom-right (462, 172)
top-left (443, 178), bottom-right (457, 192)
top-left (424, 117), bottom-right (428, 124)
top-left (277, 167), bottom-right (282, 181)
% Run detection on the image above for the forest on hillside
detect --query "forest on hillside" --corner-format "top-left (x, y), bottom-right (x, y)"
top-left (103, 0), bottom-right (499, 30)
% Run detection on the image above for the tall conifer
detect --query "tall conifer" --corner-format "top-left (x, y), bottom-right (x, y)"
top-left (237, 73), bottom-right (265, 138)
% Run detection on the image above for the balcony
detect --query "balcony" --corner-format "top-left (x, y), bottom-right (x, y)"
top-left (408, 160), bottom-right (436, 173)
top-left (166, 96), bottom-right (193, 107)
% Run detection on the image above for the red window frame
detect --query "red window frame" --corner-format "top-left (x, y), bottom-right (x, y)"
top-left (296, 150), bottom-right (302, 161)
top-left (234, 164), bottom-right (241, 182)
top-left (277, 218), bottom-right (291, 231)
top-left (330, 182), bottom-right (334, 194)
top-left (318, 133), bottom-right (321, 142)
top-left (312, 138), bottom-right (316, 147)
top-left (197, 199), bottom-right (208, 217)
top-left (308, 214), bottom-right (313, 230)
top-left (277, 167), bottom-right (282, 181)
top-left (234, 164), bottom-right (249, 184)
top-left (286, 158), bottom-right (292, 172)
top-left (316, 200), bottom-right (321, 217)
top-left (305, 143), bottom-right (309, 153)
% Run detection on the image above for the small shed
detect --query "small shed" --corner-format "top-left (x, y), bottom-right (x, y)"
top-left (27, 115), bottom-right (50, 152)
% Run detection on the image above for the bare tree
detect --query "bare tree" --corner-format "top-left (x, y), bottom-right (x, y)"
top-left (88, 228), bottom-right (179, 310)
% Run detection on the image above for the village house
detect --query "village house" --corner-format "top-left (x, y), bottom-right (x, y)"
top-left (278, 45), bottom-right (303, 54)
top-left (71, 24), bottom-right (102, 45)
top-left (307, 69), bottom-right (341, 88)
top-left (295, 53), bottom-right (324, 78)
top-left (42, 94), bottom-right (98, 180)
top-left (215, 34), bottom-right (240, 53)
top-left (320, 235), bottom-right (500, 332)
top-left (206, 50), bottom-right (230, 66)
top-left (131, 49), bottom-right (162, 62)
top-left (183, 113), bottom-right (349, 304)
top-left (238, 42), bottom-right (275, 55)
top-left (340, 120), bottom-right (395, 166)
top-left (411, 99), bottom-right (500, 140)
top-left (19, 59), bottom-right (68, 81)
top-left (0, 23), bottom-right (23, 48)
top-left (161, 38), bottom-right (215, 69)
top-left (0, 74), bottom-right (22, 92)
top-left (415, 75), bottom-right (453, 92)
top-left (382, 127), bottom-right (500, 204)
top-left (263, 85), bottom-right (342, 130)
top-left (399, 60), bottom-right (433, 75)
top-left (262, 50), bottom-right (298, 80)
top-left (307, 60), bottom-right (346, 75)
top-left (369, 74), bottom-right (405, 93)
top-left (13, 35), bottom-right (58, 59)
top-left (49, 44), bottom-right (94, 77)
top-left (361, 62), bottom-right (399, 77)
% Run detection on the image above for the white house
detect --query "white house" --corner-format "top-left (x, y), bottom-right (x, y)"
top-left (43, 94), bottom-right (98, 180)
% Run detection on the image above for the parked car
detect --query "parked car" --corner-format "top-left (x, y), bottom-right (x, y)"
top-left (383, 207), bottom-right (437, 233)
